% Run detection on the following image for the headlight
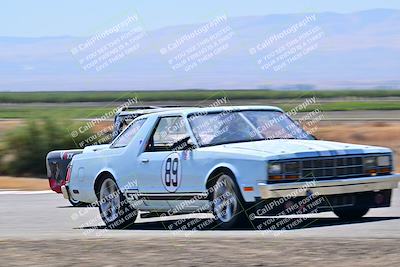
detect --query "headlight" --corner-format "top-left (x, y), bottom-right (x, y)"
top-left (364, 155), bottom-right (392, 175)
top-left (364, 157), bottom-right (377, 169)
top-left (377, 156), bottom-right (390, 166)
top-left (268, 162), bottom-right (282, 174)
top-left (268, 161), bottom-right (300, 181)
top-left (285, 161), bottom-right (300, 173)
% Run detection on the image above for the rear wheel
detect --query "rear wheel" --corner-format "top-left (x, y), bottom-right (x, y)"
top-left (97, 177), bottom-right (138, 229)
top-left (334, 206), bottom-right (369, 221)
top-left (210, 173), bottom-right (250, 229)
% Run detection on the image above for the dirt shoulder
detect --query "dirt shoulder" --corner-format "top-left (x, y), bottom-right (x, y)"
top-left (0, 176), bottom-right (49, 191)
top-left (0, 238), bottom-right (398, 266)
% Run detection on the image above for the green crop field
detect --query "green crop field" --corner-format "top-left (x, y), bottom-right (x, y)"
top-left (0, 89), bottom-right (400, 103)
top-left (0, 90), bottom-right (400, 119)
top-left (0, 101), bottom-right (399, 119)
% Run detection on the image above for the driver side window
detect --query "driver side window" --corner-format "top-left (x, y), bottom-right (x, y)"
top-left (146, 116), bottom-right (193, 152)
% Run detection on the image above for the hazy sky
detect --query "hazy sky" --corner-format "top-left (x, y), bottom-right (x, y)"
top-left (2, 0), bottom-right (400, 37)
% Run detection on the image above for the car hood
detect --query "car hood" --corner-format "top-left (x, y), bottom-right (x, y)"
top-left (204, 139), bottom-right (391, 159)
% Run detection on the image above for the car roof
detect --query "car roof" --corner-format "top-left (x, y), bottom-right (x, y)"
top-left (136, 105), bottom-right (284, 119)
top-left (117, 105), bottom-right (197, 116)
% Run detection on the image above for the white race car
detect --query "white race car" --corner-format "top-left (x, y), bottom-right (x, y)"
top-left (60, 106), bottom-right (400, 229)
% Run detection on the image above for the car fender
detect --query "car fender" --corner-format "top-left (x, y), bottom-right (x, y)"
top-left (205, 162), bottom-right (240, 187)
top-left (205, 162), bottom-right (258, 202)
top-left (93, 168), bottom-right (119, 194)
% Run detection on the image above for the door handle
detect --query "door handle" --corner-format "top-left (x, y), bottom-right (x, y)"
top-left (141, 158), bottom-right (149, 163)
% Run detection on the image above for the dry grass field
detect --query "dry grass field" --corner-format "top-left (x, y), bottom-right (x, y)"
top-left (0, 176), bottom-right (49, 190)
top-left (0, 120), bottom-right (24, 138)
top-left (315, 122), bottom-right (400, 171)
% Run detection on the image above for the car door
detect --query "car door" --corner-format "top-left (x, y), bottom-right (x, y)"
top-left (136, 115), bottom-right (203, 211)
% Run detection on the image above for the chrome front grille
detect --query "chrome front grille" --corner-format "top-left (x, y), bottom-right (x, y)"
top-left (268, 153), bottom-right (392, 183)
top-left (301, 156), bottom-right (364, 179)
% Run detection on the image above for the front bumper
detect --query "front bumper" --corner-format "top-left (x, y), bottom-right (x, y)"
top-left (258, 174), bottom-right (400, 199)
top-left (61, 185), bottom-right (70, 200)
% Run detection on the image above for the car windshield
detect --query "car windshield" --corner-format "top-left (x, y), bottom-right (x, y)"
top-left (188, 110), bottom-right (313, 147)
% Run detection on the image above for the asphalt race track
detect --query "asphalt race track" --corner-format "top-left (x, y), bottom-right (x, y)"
top-left (1, 187), bottom-right (400, 266)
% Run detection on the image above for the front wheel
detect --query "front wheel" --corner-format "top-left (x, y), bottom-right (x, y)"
top-left (333, 207), bottom-right (369, 221)
top-left (97, 177), bottom-right (138, 229)
top-left (211, 174), bottom-right (250, 229)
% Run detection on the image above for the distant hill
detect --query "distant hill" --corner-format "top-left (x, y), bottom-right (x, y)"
top-left (0, 9), bottom-right (399, 91)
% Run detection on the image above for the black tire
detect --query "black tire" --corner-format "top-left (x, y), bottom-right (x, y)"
top-left (96, 176), bottom-right (138, 229)
top-left (333, 207), bottom-right (369, 221)
top-left (209, 173), bottom-right (251, 229)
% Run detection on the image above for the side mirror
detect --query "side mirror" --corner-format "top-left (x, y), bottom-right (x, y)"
top-left (186, 138), bottom-right (197, 150)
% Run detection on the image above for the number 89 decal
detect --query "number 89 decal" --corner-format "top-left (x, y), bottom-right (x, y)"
top-left (162, 152), bottom-right (181, 192)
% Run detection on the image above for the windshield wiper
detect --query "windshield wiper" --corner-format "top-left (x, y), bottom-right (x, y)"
top-left (203, 138), bottom-right (265, 147)
top-left (266, 137), bottom-right (300, 140)
top-left (201, 137), bottom-right (308, 147)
